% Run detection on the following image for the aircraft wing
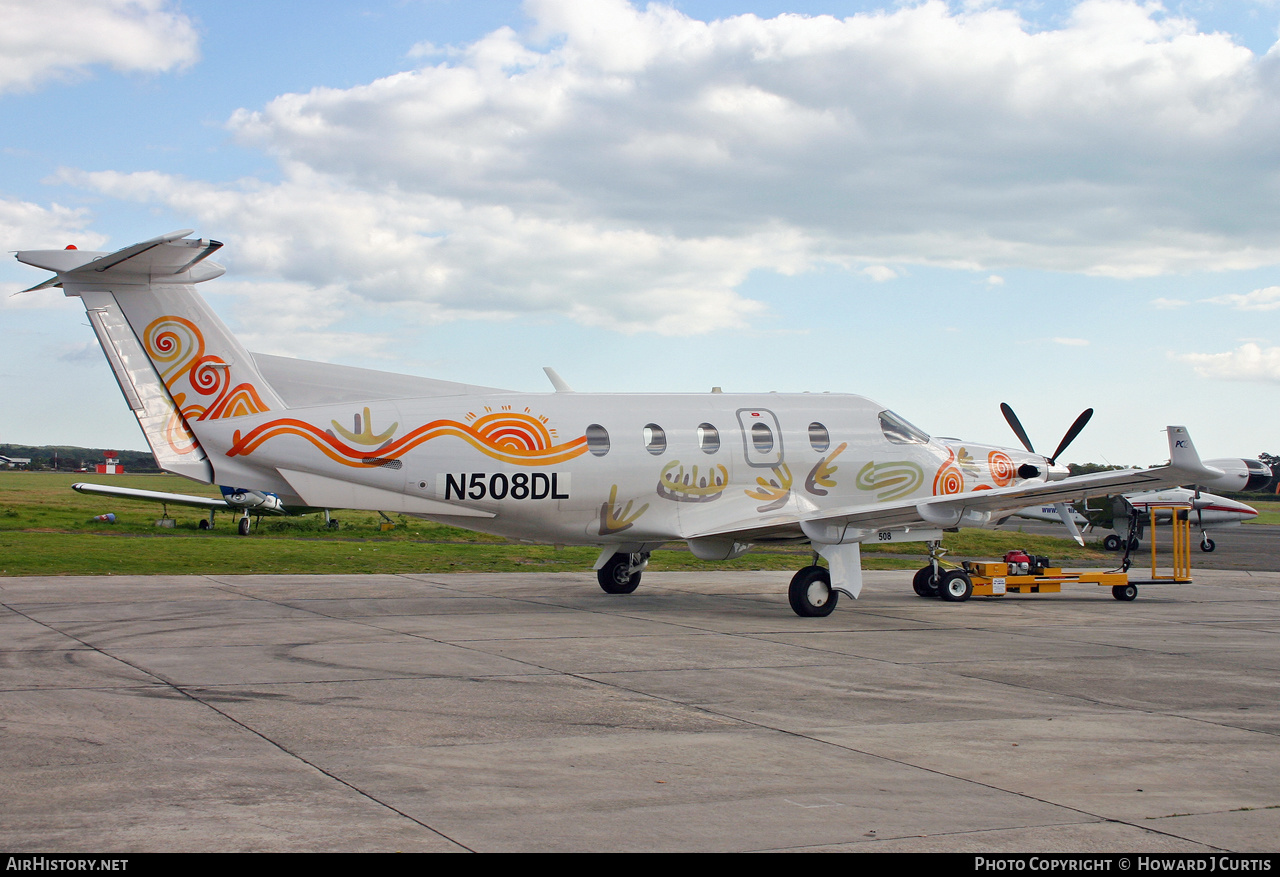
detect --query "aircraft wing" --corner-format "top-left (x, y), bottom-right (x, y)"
top-left (809, 465), bottom-right (1179, 531)
top-left (72, 482), bottom-right (231, 510)
top-left (697, 426), bottom-right (1216, 543)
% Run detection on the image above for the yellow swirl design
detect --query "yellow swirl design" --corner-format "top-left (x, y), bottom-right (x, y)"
top-left (855, 460), bottom-right (924, 500)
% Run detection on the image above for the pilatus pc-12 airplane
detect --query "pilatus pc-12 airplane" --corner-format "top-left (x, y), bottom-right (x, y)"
top-left (17, 230), bottom-right (1229, 616)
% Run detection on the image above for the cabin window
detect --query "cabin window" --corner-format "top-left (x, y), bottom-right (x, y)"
top-left (808, 422), bottom-right (830, 452)
top-left (751, 422), bottom-right (774, 454)
top-left (697, 423), bottom-right (720, 454)
top-left (586, 424), bottom-right (610, 457)
top-left (879, 410), bottom-right (930, 445)
top-left (643, 423), bottom-right (667, 455)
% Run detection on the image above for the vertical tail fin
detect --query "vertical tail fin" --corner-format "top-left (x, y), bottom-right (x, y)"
top-left (16, 230), bottom-right (283, 482)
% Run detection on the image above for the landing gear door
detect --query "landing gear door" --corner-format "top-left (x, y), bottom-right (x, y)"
top-left (736, 408), bottom-right (784, 468)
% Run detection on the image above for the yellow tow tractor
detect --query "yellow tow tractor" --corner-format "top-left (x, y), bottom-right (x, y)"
top-left (914, 504), bottom-right (1194, 603)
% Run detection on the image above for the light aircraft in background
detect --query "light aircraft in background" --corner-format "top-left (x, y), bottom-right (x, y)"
top-left (17, 231), bottom-right (1232, 615)
top-left (1008, 487), bottom-right (1260, 553)
top-left (70, 481), bottom-right (332, 535)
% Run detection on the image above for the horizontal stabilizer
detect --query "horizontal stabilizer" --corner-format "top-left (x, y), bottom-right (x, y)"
top-left (16, 230), bottom-right (225, 284)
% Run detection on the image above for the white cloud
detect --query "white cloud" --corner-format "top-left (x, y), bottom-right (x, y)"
top-left (221, 0), bottom-right (1280, 277)
top-left (986, 275), bottom-right (1005, 286)
top-left (64, 167), bottom-right (784, 334)
top-left (0, 197), bottom-right (108, 310)
top-left (1180, 343), bottom-right (1280, 382)
top-left (862, 265), bottom-right (898, 282)
top-left (56, 0), bottom-right (1280, 333)
top-left (1150, 297), bottom-right (1190, 309)
top-left (1201, 286), bottom-right (1280, 310)
top-left (0, 196), bottom-right (103, 251)
top-left (0, 0), bottom-right (198, 94)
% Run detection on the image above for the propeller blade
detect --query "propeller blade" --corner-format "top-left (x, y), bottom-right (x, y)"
top-left (1000, 402), bottom-right (1035, 453)
top-left (1047, 408), bottom-right (1094, 464)
top-left (1054, 502), bottom-right (1086, 547)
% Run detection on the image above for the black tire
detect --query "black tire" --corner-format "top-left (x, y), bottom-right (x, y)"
top-left (328, 518), bottom-right (340, 530)
top-left (1112, 583), bottom-right (1138, 601)
top-left (597, 553), bottom-right (641, 594)
top-left (1200, 538), bottom-right (1215, 553)
top-left (1103, 534), bottom-right (1122, 551)
top-left (789, 565), bottom-right (837, 617)
top-left (939, 569), bottom-right (973, 602)
top-left (912, 565), bottom-right (941, 598)
top-left (1128, 538), bottom-right (1141, 551)
top-left (237, 517), bottom-right (251, 536)
top-left (198, 519), bottom-right (211, 530)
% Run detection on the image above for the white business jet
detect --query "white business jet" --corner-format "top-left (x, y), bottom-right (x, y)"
top-left (17, 231), bottom-right (1226, 615)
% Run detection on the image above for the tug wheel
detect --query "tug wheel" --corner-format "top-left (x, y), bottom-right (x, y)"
top-left (1112, 583), bottom-right (1138, 602)
top-left (939, 570), bottom-right (973, 602)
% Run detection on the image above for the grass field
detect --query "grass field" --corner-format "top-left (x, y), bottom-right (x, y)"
top-left (1246, 499), bottom-right (1280, 525)
top-left (2, 471), bottom-right (1122, 577)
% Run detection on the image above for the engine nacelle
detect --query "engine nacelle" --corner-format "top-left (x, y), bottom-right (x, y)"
top-left (1199, 458), bottom-right (1273, 492)
top-left (222, 488), bottom-right (286, 513)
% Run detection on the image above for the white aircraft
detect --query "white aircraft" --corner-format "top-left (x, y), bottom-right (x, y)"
top-left (16, 230), bottom-right (1231, 615)
top-left (70, 481), bottom-right (328, 535)
top-left (1009, 487), bottom-right (1260, 553)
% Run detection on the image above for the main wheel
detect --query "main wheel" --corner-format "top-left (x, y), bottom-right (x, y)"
top-left (1103, 534), bottom-right (1122, 551)
top-left (788, 565), bottom-right (838, 617)
top-left (939, 569), bottom-right (973, 602)
top-left (912, 566), bottom-right (942, 599)
top-left (1128, 537), bottom-right (1141, 551)
top-left (1200, 538), bottom-right (1215, 553)
top-left (237, 516), bottom-right (251, 536)
top-left (198, 519), bottom-right (211, 530)
top-left (597, 553), bottom-right (642, 594)
top-left (1112, 583), bottom-right (1138, 601)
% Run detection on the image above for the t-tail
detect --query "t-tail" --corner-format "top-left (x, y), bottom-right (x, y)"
top-left (16, 230), bottom-right (283, 483)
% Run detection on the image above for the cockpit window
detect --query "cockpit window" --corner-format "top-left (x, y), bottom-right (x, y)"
top-left (879, 410), bottom-right (930, 445)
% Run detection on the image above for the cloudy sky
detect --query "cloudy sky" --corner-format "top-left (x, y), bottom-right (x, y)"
top-left (1, 0), bottom-right (1276, 467)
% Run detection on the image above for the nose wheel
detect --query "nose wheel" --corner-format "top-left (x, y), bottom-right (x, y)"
top-left (913, 565), bottom-right (942, 598)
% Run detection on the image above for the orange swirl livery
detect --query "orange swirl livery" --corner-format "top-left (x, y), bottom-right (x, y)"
top-left (228, 410), bottom-right (588, 468)
top-left (932, 448), bottom-right (965, 495)
top-left (144, 315), bottom-right (272, 454)
top-left (987, 450), bottom-right (1015, 487)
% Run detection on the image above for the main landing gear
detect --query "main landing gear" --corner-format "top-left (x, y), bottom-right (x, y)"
top-left (597, 551), bottom-right (650, 594)
top-left (788, 565), bottom-right (838, 617)
top-left (1103, 534), bottom-right (1141, 552)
